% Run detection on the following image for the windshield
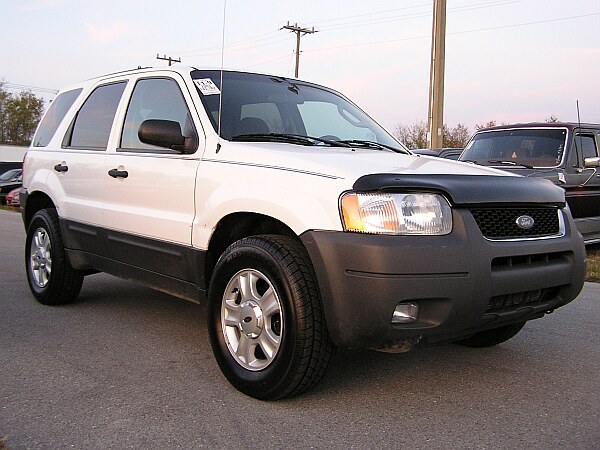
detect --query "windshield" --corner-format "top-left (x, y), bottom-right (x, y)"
top-left (0, 169), bottom-right (21, 181)
top-left (460, 128), bottom-right (567, 168)
top-left (192, 70), bottom-right (405, 152)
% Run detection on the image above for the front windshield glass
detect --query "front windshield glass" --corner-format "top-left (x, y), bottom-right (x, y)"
top-left (460, 128), bottom-right (568, 168)
top-left (0, 169), bottom-right (21, 181)
top-left (191, 70), bottom-right (405, 152)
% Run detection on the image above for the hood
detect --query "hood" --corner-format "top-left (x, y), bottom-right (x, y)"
top-left (213, 141), bottom-right (515, 182)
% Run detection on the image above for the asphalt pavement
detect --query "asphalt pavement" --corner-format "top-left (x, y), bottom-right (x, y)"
top-left (1, 209), bottom-right (599, 449)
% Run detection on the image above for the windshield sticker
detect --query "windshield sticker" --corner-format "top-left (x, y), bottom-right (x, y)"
top-left (194, 79), bottom-right (221, 95)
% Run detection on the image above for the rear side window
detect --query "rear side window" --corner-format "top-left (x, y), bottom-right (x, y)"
top-left (65, 82), bottom-right (127, 150)
top-left (33, 88), bottom-right (82, 147)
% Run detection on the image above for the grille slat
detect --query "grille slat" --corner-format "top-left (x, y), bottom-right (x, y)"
top-left (471, 207), bottom-right (560, 239)
top-left (487, 287), bottom-right (560, 313)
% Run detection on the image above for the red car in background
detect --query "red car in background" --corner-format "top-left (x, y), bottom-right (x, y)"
top-left (5, 187), bottom-right (20, 208)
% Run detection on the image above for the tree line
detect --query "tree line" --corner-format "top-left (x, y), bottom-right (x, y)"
top-left (0, 82), bottom-right (44, 146)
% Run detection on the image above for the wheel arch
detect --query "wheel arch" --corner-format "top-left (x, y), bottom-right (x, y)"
top-left (205, 212), bottom-right (300, 290)
top-left (23, 191), bottom-right (56, 229)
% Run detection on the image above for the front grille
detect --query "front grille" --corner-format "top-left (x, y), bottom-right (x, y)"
top-left (471, 207), bottom-right (560, 239)
top-left (487, 287), bottom-right (560, 313)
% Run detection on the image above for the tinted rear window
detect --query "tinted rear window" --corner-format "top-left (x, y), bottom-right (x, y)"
top-left (67, 82), bottom-right (127, 150)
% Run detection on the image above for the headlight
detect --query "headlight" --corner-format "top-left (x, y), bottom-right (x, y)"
top-left (340, 192), bottom-right (452, 235)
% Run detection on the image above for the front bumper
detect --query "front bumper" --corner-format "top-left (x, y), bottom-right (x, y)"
top-left (301, 208), bottom-right (585, 349)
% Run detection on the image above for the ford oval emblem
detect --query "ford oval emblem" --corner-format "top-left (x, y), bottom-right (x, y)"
top-left (516, 215), bottom-right (535, 230)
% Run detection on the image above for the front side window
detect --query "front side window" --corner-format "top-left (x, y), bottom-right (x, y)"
top-left (120, 77), bottom-right (197, 153)
top-left (33, 88), bottom-right (82, 147)
top-left (66, 82), bottom-right (126, 150)
top-left (461, 128), bottom-right (568, 168)
top-left (574, 133), bottom-right (598, 160)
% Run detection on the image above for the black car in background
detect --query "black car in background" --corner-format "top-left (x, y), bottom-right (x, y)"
top-left (0, 168), bottom-right (23, 205)
top-left (459, 122), bottom-right (600, 244)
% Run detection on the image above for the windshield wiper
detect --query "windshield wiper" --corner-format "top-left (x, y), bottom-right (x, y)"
top-left (336, 139), bottom-right (409, 154)
top-left (231, 133), bottom-right (352, 147)
top-left (487, 160), bottom-right (534, 169)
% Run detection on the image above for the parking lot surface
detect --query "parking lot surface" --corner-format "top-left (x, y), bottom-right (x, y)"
top-left (1, 209), bottom-right (599, 448)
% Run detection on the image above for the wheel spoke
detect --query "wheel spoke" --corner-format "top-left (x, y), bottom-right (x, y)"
top-left (236, 334), bottom-right (256, 366)
top-left (223, 301), bottom-right (241, 327)
top-left (239, 271), bottom-right (262, 303)
top-left (260, 287), bottom-right (280, 317)
top-left (258, 329), bottom-right (280, 359)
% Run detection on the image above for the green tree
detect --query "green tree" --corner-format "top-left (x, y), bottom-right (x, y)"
top-left (0, 83), bottom-right (44, 146)
top-left (0, 82), bottom-right (10, 143)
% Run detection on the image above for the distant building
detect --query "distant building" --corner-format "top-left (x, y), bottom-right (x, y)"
top-left (0, 145), bottom-right (27, 173)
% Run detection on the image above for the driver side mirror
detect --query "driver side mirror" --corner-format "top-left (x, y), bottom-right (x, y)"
top-left (584, 156), bottom-right (600, 168)
top-left (138, 119), bottom-right (197, 153)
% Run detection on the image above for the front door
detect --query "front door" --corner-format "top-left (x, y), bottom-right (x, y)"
top-left (101, 74), bottom-right (204, 280)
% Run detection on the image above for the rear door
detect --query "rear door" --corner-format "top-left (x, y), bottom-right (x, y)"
top-left (101, 73), bottom-right (204, 280)
top-left (49, 81), bottom-right (128, 254)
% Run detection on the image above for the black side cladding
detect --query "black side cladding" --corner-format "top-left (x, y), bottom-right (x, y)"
top-left (352, 174), bottom-right (566, 207)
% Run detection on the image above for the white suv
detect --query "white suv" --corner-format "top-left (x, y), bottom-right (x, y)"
top-left (21, 66), bottom-right (586, 399)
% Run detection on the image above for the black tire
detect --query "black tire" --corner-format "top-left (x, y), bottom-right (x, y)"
top-left (25, 208), bottom-right (84, 305)
top-left (455, 322), bottom-right (526, 348)
top-left (208, 235), bottom-right (334, 400)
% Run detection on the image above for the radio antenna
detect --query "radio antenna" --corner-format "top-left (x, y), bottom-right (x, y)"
top-left (216, 0), bottom-right (227, 153)
top-left (576, 99), bottom-right (583, 159)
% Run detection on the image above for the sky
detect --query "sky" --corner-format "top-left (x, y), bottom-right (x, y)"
top-left (1, 0), bottom-right (599, 133)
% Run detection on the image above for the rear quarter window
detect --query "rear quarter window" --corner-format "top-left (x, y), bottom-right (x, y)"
top-left (33, 88), bottom-right (82, 147)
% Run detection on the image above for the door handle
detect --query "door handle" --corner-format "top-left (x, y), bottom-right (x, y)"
top-left (54, 163), bottom-right (68, 173)
top-left (108, 168), bottom-right (129, 179)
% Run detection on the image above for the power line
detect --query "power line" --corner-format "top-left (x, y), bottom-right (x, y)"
top-left (2, 82), bottom-right (58, 95)
top-left (316, 0), bottom-right (519, 32)
top-left (301, 11), bottom-right (600, 54)
top-left (164, 0), bottom-right (518, 59)
top-left (237, 10), bottom-right (600, 79)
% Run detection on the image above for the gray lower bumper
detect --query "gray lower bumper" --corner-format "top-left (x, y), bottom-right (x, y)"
top-left (301, 208), bottom-right (585, 349)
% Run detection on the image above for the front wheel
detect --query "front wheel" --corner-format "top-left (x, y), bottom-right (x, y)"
top-left (455, 322), bottom-right (526, 348)
top-left (208, 235), bottom-right (334, 400)
top-left (25, 208), bottom-right (84, 305)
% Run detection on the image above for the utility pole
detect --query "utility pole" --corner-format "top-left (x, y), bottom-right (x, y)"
top-left (427, 0), bottom-right (447, 150)
top-left (281, 22), bottom-right (316, 78)
top-left (156, 54), bottom-right (181, 66)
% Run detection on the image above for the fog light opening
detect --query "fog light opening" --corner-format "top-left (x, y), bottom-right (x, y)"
top-left (392, 302), bottom-right (419, 324)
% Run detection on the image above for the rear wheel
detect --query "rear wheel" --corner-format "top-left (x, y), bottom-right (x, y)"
top-left (455, 322), bottom-right (526, 348)
top-left (208, 235), bottom-right (334, 400)
top-left (25, 209), bottom-right (84, 305)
